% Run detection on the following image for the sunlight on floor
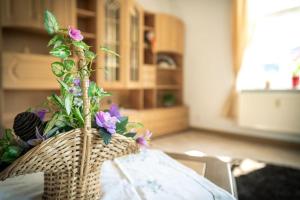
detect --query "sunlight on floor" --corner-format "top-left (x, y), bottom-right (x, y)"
top-left (233, 159), bottom-right (266, 177)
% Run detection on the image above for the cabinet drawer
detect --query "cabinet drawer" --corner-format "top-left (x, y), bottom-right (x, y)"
top-left (3, 53), bottom-right (59, 89)
top-left (142, 66), bottom-right (156, 88)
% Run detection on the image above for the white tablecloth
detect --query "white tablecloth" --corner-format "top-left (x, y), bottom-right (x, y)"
top-left (0, 150), bottom-right (235, 200)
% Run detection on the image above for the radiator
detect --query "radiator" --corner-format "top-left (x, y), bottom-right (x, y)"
top-left (238, 90), bottom-right (300, 134)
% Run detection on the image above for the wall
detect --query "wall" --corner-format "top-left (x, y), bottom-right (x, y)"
top-left (137, 0), bottom-right (174, 14)
top-left (138, 0), bottom-right (300, 143)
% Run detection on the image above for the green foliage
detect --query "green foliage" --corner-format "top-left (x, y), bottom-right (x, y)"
top-left (72, 41), bottom-right (90, 50)
top-left (0, 129), bottom-right (23, 164)
top-left (64, 94), bottom-right (72, 115)
top-left (126, 122), bottom-right (144, 130)
top-left (116, 116), bottom-right (129, 134)
top-left (74, 107), bottom-right (84, 126)
top-left (124, 132), bottom-right (137, 138)
top-left (48, 35), bottom-right (64, 48)
top-left (57, 79), bottom-right (69, 92)
top-left (99, 128), bottom-right (112, 145)
top-left (85, 50), bottom-right (96, 61)
top-left (63, 59), bottom-right (75, 71)
top-left (44, 113), bottom-right (59, 134)
top-left (44, 10), bottom-right (59, 35)
top-left (51, 94), bottom-right (64, 109)
top-left (50, 45), bottom-right (71, 59)
top-left (51, 62), bottom-right (64, 77)
top-left (64, 73), bottom-right (73, 84)
top-left (100, 46), bottom-right (120, 57)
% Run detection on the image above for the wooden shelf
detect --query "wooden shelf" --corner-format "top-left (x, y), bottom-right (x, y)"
top-left (77, 8), bottom-right (96, 18)
top-left (82, 32), bottom-right (96, 39)
top-left (157, 68), bottom-right (182, 72)
top-left (144, 26), bottom-right (154, 31)
top-left (157, 85), bottom-right (181, 90)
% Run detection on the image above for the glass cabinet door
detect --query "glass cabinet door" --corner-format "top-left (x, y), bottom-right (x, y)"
top-left (104, 0), bottom-right (121, 82)
top-left (129, 6), bottom-right (140, 82)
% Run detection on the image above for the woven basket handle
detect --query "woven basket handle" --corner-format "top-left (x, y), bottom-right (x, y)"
top-left (76, 47), bottom-right (91, 132)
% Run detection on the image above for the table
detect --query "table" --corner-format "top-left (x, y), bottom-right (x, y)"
top-left (0, 150), bottom-right (236, 200)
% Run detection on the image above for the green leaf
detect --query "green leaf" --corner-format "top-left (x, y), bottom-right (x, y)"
top-left (4, 129), bottom-right (14, 142)
top-left (50, 45), bottom-right (71, 59)
top-left (72, 41), bottom-right (89, 50)
top-left (63, 59), bottom-right (75, 71)
top-left (64, 73), bottom-right (73, 84)
top-left (55, 114), bottom-right (67, 128)
top-left (64, 94), bottom-right (72, 115)
top-left (74, 107), bottom-right (84, 126)
top-left (48, 35), bottom-right (64, 48)
top-left (99, 128), bottom-right (112, 145)
top-left (88, 82), bottom-right (97, 97)
top-left (126, 122), bottom-right (144, 130)
top-left (44, 126), bottom-right (60, 138)
top-left (57, 79), bottom-right (69, 91)
top-left (116, 116), bottom-right (128, 134)
top-left (85, 50), bottom-right (96, 61)
top-left (44, 10), bottom-right (59, 35)
top-left (1, 145), bottom-right (22, 163)
top-left (100, 46), bottom-right (120, 57)
top-left (124, 132), bottom-right (137, 138)
top-left (44, 113), bottom-right (59, 134)
top-left (51, 94), bottom-right (64, 109)
top-left (51, 62), bottom-right (64, 77)
top-left (26, 107), bottom-right (34, 112)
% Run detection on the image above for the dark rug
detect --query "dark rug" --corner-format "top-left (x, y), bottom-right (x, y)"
top-left (236, 164), bottom-right (300, 200)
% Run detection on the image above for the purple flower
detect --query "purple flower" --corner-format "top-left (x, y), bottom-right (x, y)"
top-left (69, 86), bottom-right (82, 97)
top-left (36, 109), bottom-right (48, 121)
top-left (109, 104), bottom-right (121, 119)
top-left (95, 111), bottom-right (119, 134)
top-left (68, 26), bottom-right (83, 41)
top-left (73, 78), bottom-right (81, 86)
top-left (136, 130), bottom-right (152, 147)
top-left (27, 127), bottom-right (49, 146)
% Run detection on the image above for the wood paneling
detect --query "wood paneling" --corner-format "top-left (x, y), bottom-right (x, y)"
top-left (155, 13), bottom-right (184, 54)
top-left (3, 53), bottom-right (59, 89)
top-left (1, 0), bottom-right (75, 30)
top-left (122, 106), bottom-right (189, 137)
top-left (142, 65), bottom-right (156, 88)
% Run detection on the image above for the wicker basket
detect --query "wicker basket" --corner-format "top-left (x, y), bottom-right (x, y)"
top-left (0, 46), bottom-right (139, 199)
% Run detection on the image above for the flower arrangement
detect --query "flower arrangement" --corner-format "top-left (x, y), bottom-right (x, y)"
top-left (0, 10), bottom-right (151, 170)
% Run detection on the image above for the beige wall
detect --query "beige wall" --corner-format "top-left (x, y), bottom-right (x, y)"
top-left (138, 0), bottom-right (300, 143)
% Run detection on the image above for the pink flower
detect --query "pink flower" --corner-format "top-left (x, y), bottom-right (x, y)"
top-left (136, 130), bottom-right (152, 147)
top-left (68, 26), bottom-right (83, 41)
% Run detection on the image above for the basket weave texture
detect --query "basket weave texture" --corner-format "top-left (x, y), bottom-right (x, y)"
top-left (0, 128), bottom-right (139, 199)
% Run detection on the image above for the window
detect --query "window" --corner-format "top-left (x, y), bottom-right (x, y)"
top-left (130, 7), bottom-right (140, 82)
top-left (237, 0), bottom-right (300, 90)
top-left (104, 0), bottom-right (121, 81)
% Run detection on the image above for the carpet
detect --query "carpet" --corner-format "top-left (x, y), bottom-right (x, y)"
top-left (235, 164), bottom-right (300, 200)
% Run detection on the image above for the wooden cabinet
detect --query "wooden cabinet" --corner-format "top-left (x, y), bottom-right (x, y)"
top-left (155, 13), bottom-right (184, 54)
top-left (122, 106), bottom-right (189, 137)
top-left (98, 0), bottom-right (124, 88)
top-left (3, 52), bottom-right (58, 89)
top-left (98, 0), bottom-right (143, 89)
top-left (125, 0), bottom-right (143, 88)
top-left (1, 0), bottom-right (75, 30)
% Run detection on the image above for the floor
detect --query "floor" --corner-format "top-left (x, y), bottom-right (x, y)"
top-left (151, 130), bottom-right (300, 169)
